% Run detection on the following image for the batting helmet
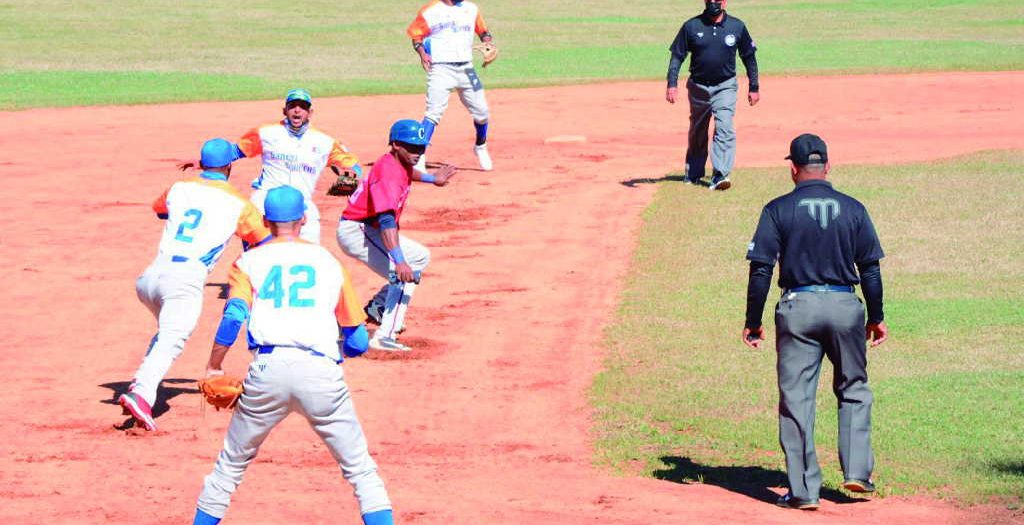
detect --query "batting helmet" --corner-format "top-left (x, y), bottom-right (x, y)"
top-left (388, 119), bottom-right (429, 146)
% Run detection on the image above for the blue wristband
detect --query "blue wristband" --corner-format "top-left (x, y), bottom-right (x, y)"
top-left (420, 174), bottom-right (436, 183)
top-left (388, 246), bottom-right (406, 265)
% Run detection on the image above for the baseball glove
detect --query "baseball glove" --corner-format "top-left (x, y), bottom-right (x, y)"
top-left (197, 375), bottom-right (244, 411)
top-left (326, 166), bottom-right (360, 197)
top-left (474, 41), bottom-right (498, 67)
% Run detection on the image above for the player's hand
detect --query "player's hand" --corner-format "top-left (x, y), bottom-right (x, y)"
top-left (748, 92), bottom-right (761, 106)
top-left (394, 262), bottom-right (416, 283)
top-left (742, 326), bottom-right (766, 350)
top-left (666, 87), bottom-right (678, 104)
top-left (866, 321), bottom-right (889, 347)
top-left (432, 164), bottom-right (457, 186)
top-left (177, 160), bottom-right (198, 171)
top-left (419, 51), bottom-right (433, 72)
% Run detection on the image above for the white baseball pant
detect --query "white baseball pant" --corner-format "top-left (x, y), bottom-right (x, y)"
top-left (335, 219), bottom-right (430, 339)
top-left (251, 188), bottom-right (321, 244)
top-left (424, 63), bottom-right (490, 124)
top-left (196, 347), bottom-right (391, 518)
top-left (132, 258), bottom-right (208, 407)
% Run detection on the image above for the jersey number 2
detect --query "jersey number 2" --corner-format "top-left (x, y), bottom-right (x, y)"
top-left (175, 209), bottom-right (203, 243)
top-left (260, 265), bottom-right (316, 308)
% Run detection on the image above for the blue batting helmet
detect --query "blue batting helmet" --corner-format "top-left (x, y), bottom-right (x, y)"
top-left (388, 119), bottom-right (429, 146)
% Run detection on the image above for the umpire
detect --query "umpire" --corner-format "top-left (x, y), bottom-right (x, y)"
top-left (666, 0), bottom-right (759, 191)
top-left (743, 134), bottom-right (890, 510)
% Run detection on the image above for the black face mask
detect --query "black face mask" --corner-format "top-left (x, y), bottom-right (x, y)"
top-left (704, 1), bottom-right (723, 18)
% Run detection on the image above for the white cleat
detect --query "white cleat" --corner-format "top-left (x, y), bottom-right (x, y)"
top-left (474, 144), bottom-right (493, 171)
top-left (369, 335), bottom-right (411, 352)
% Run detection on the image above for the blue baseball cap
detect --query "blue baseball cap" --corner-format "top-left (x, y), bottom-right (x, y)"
top-left (388, 119), bottom-right (429, 146)
top-left (264, 186), bottom-right (305, 222)
top-left (200, 138), bottom-right (237, 168)
top-left (285, 88), bottom-right (312, 106)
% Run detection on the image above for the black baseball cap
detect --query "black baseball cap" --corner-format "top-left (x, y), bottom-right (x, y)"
top-left (785, 133), bottom-right (828, 165)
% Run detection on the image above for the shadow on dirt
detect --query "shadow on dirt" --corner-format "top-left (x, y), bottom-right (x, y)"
top-left (620, 175), bottom-right (711, 188)
top-left (98, 378), bottom-right (199, 420)
top-left (653, 456), bottom-right (867, 505)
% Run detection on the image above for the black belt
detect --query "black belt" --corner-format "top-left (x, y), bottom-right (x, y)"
top-left (785, 284), bottom-right (855, 294)
top-left (435, 61), bottom-right (470, 66)
top-left (255, 345), bottom-right (341, 364)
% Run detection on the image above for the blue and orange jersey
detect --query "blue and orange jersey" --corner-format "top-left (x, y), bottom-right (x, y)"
top-left (226, 238), bottom-right (364, 361)
top-left (152, 171), bottom-right (271, 269)
top-left (238, 123), bottom-right (359, 199)
top-left (408, 0), bottom-right (488, 64)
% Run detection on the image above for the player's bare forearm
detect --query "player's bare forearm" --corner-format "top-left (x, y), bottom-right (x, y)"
top-left (207, 343), bottom-right (231, 373)
top-left (381, 226), bottom-right (401, 252)
top-left (412, 164), bottom-right (457, 186)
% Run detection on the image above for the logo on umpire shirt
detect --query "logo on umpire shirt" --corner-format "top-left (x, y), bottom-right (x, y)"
top-left (724, 34), bottom-right (736, 46)
top-left (798, 198), bottom-right (841, 229)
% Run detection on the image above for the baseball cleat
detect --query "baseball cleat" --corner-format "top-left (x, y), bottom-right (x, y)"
top-left (364, 300), bottom-right (384, 325)
top-left (369, 335), bottom-right (411, 352)
top-left (775, 494), bottom-right (819, 510)
top-left (119, 392), bottom-right (157, 431)
top-left (842, 479), bottom-right (876, 493)
top-left (709, 173), bottom-right (731, 191)
top-left (474, 144), bottom-right (493, 171)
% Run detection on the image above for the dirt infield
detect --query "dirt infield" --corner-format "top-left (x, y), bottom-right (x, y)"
top-left (1, 71), bottom-right (1022, 525)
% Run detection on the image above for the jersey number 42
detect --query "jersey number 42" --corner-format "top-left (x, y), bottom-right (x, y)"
top-left (260, 265), bottom-right (316, 308)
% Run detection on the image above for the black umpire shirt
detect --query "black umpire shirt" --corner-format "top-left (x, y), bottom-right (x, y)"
top-left (745, 179), bottom-right (886, 328)
top-left (667, 13), bottom-right (759, 91)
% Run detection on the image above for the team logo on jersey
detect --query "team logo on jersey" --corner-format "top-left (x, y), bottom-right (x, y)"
top-left (798, 198), bottom-right (841, 229)
top-left (724, 34), bottom-right (737, 46)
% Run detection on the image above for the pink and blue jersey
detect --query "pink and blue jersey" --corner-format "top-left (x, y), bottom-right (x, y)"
top-left (342, 153), bottom-right (413, 225)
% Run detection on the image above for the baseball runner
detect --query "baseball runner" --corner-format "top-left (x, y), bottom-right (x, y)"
top-left (743, 134), bottom-right (889, 509)
top-left (407, 0), bottom-right (497, 172)
top-left (666, 0), bottom-right (760, 190)
top-left (336, 119), bottom-right (456, 352)
top-left (120, 139), bottom-right (271, 431)
top-left (191, 186), bottom-right (394, 525)
top-left (180, 89), bottom-right (363, 244)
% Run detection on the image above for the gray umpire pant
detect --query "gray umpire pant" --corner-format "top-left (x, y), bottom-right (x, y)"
top-left (685, 77), bottom-right (737, 180)
top-left (775, 291), bottom-right (874, 502)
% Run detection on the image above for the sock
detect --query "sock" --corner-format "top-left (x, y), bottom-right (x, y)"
top-left (474, 121), bottom-right (488, 146)
top-left (363, 510), bottom-right (394, 525)
top-left (193, 509), bottom-right (221, 525)
top-left (421, 118), bottom-right (437, 145)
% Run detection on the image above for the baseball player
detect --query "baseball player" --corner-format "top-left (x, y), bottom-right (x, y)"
top-left (120, 139), bottom-right (271, 431)
top-left (191, 186), bottom-right (394, 525)
top-left (407, 0), bottom-right (496, 172)
top-left (180, 89), bottom-right (363, 244)
top-left (336, 119), bottom-right (456, 352)
top-left (743, 134), bottom-right (889, 509)
top-left (666, 0), bottom-right (760, 190)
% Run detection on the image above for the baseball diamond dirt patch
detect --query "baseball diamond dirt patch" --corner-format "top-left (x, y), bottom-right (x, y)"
top-left (1, 72), bottom-right (1022, 525)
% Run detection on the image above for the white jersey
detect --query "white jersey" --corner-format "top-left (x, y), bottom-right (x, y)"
top-left (228, 239), bottom-right (364, 362)
top-left (408, 0), bottom-right (488, 64)
top-left (152, 172), bottom-right (270, 270)
top-left (238, 123), bottom-right (359, 202)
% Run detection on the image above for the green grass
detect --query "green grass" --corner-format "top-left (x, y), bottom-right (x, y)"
top-left (2, 0), bottom-right (1023, 109)
top-left (591, 151), bottom-right (1024, 503)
